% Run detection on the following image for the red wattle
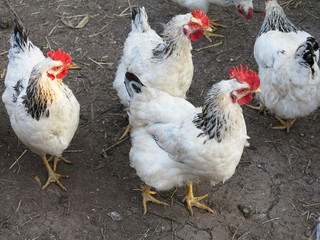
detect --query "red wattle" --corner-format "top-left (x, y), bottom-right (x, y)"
top-left (237, 6), bottom-right (253, 20)
top-left (47, 73), bottom-right (55, 80)
top-left (189, 31), bottom-right (204, 41)
top-left (57, 68), bottom-right (68, 79)
top-left (237, 94), bottom-right (252, 105)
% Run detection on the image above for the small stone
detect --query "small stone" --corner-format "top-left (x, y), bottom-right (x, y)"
top-left (230, 58), bottom-right (235, 62)
top-left (257, 163), bottom-right (267, 169)
top-left (311, 135), bottom-right (314, 139)
top-left (300, 133), bottom-right (305, 137)
top-left (129, 207), bottom-right (138, 213)
top-left (107, 211), bottom-right (123, 221)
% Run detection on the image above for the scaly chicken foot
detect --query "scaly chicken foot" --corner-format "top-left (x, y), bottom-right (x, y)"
top-left (141, 184), bottom-right (168, 215)
top-left (247, 102), bottom-right (268, 115)
top-left (272, 117), bottom-right (296, 133)
top-left (210, 19), bottom-right (226, 28)
top-left (204, 19), bottom-right (224, 42)
top-left (182, 183), bottom-right (214, 216)
top-left (119, 124), bottom-right (134, 140)
top-left (41, 156), bottom-right (69, 191)
top-left (47, 155), bottom-right (72, 172)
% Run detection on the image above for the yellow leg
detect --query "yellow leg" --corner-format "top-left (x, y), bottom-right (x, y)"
top-left (272, 117), bottom-right (296, 133)
top-left (119, 124), bottom-right (134, 140)
top-left (204, 19), bottom-right (224, 42)
top-left (247, 102), bottom-right (268, 115)
top-left (209, 19), bottom-right (226, 29)
top-left (48, 156), bottom-right (72, 172)
top-left (41, 156), bottom-right (68, 191)
top-left (182, 183), bottom-right (214, 216)
top-left (141, 185), bottom-right (168, 215)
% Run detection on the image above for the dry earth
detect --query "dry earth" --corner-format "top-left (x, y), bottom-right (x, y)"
top-left (0, 0), bottom-right (320, 239)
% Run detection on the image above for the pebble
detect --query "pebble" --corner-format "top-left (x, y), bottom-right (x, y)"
top-left (107, 211), bottom-right (123, 221)
top-left (257, 163), bottom-right (267, 169)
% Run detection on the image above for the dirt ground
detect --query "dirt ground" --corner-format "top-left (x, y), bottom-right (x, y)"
top-left (0, 0), bottom-right (319, 239)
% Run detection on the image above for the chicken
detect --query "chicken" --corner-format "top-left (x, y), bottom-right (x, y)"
top-left (172, 0), bottom-right (253, 39)
top-left (124, 65), bottom-right (261, 215)
top-left (2, 19), bottom-right (80, 191)
top-left (114, 7), bottom-right (211, 138)
top-left (114, 7), bottom-right (211, 106)
top-left (172, 0), bottom-right (253, 20)
top-left (252, 0), bottom-right (320, 132)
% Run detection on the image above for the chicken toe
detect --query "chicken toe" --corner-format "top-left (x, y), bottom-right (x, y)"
top-left (48, 156), bottom-right (72, 172)
top-left (204, 19), bottom-right (224, 42)
top-left (119, 124), bottom-right (134, 140)
top-left (272, 117), bottom-right (296, 133)
top-left (182, 183), bottom-right (214, 216)
top-left (141, 185), bottom-right (168, 215)
top-left (247, 102), bottom-right (268, 115)
top-left (41, 156), bottom-right (69, 191)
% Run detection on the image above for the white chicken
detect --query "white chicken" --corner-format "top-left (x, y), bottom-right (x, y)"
top-left (253, 0), bottom-right (320, 132)
top-left (172, 0), bottom-right (253, 20)
top-left (2, 19), bottom-right (80, 191)
top-left (114, 7), bottom-right (211, 106)
top-left (113, 7), bottom-right (211, 138)
top-left (124, 65), bottom-right (261, 215)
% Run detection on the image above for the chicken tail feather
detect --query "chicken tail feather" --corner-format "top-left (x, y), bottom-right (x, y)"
top-left (131, 7), bottom-right (150, 33)
top-left (125, 72), bottom-right (145, 98)
top-left (295, 37), bottom-right (319, 74)
top-left (12, 18), bottom-right (33, 52)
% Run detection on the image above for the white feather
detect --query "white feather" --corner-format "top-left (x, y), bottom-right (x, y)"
top-left (113, 8), bottom-right (195, 107)
top-left (2, 24), bottom-right (80, 158)
top-left (254, 0), bottom-right (320, 119)
top-left (128, 79), bottom-right (250, 191)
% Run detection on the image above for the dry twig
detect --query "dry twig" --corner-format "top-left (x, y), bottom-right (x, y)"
top-left (9, 149), bottom-right (27, 169)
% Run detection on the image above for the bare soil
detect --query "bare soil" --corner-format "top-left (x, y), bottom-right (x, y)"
top-left (0, 0), bottom-right (319, 239)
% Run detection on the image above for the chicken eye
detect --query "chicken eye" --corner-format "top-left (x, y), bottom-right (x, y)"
top-left (190, 22), bottom-right (198, 28)
top-left (237, 89), bottom-right (248, 94)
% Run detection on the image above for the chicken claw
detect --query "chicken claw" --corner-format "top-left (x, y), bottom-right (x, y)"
top-left (48, 155), bottom-right (72, 172)
top-left (141, 185), bottom-right (168, 215)
top-left (272, 117), bottom-right (296, 133)
top-left (204, 19), bottom-right (224, 42)
top-left (182, 183), bottom-right (214, 216)
top-left (119, 124), bottom-right (134, 140)
top-left (41, 156), bottom-right (69, 191)
top-left (247, 102), bottom-right (268, 115)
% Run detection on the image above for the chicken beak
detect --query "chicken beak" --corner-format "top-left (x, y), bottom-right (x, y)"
top-left (68, 63), bottom-right (80, 69)
top-left (253, 88), bottom-right (262, 93)
top-left (205, 26), bottom-right (213, 32)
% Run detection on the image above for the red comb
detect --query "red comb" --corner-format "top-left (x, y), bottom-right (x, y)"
top-left (47, 49), bottom-right (72, 64)
top-left (229, 64), bottom-right (260, 89)
top-left (192, 9), bottom-right (209, 28)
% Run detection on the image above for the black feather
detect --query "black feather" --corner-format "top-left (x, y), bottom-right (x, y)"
top-left (13, 18), bottom-right (29, 50)
top-left (124, 72), bottom-right (145, 98)
top-left (131, 7), bottom-right (139, 22)
top-left (298, 37), bottom-right (320, 74)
